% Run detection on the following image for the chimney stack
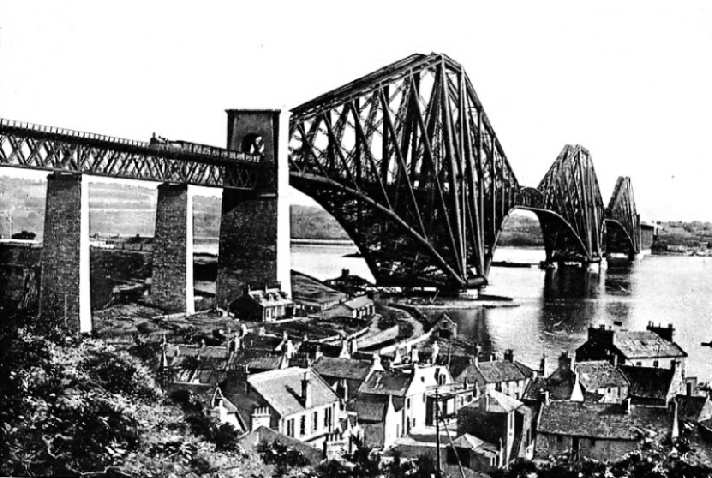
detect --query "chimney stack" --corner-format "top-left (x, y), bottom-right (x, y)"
top-left (302, 371), bottom-right (312, 408)
top-left (315, 345), bottom-right (324, 361)
top-left (539, 354), bottom-right (547, 377)
top-left (539, 389), bottom-right (550, 406)
top-left (504, 349), bottom-right (514, 364)
top-left (558, 351), bottom-right (572, 372)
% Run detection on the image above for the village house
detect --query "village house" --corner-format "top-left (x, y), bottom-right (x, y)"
top-left (576, 323), bottom-right (687, 375)
top-left (312, 354), bottom-right (380, 401)
top-left (457, 349), bottom-right (534, 400)
top-left (675, 392), bottom-right (712, 424)
top-left (291, 271), bottom-right (348, 317)
top-left (229, 283), bottom-right (293, 322)
top-left (523, 352), bottom-right (584, 403)
top-left (325, 268), bottom-right (374, 295)
top-left (535, 399), bottom-right (672, 461)
top-left (222, 366), bottom-right (342, 448)
top-left (574, 361), bottom-right (629, 403)
top-left (324, 294), bottom-right (375, 320)
top-left (358, 359), bottom-right (453, 436)
top-left (450, 433), bottom-right (502, 473)
top-left (355, 393), bottom-right (404, 449)
top-left (456, 390), bottom-right (534, 469)
top-left (434, 313), bottom-right (458, 339)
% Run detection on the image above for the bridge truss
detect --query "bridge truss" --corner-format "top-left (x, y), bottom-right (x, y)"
top-left (0, 118), bottom-right (263, 189)
top-left (605, 176), bottom-right (640, 256)
top-left (289, 54), bottom-right (519, 289)
top-left (527, 145), bottom-right (605, 264)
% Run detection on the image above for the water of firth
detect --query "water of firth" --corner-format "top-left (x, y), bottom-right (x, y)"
top-left (290, 244), bottom-right (712, 381)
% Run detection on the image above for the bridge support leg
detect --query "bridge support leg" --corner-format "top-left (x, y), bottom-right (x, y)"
top-left (216, 109), bottom-right (291, 308)
top-left (150, 183), bottom-right (194, 314)
top-left (39, 173), bottom-right (91, 333)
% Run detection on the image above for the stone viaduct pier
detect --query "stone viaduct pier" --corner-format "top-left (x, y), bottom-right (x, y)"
top-left (0, 110), bottom-right (291, 333)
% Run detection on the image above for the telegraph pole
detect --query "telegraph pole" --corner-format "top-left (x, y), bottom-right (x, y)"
top-left (435, 384), bottom-right (442, 476)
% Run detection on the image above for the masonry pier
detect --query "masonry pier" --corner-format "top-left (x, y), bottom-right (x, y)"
top-left (39, 172), bottom-right (91, 333)
top-left (151, 183), bottom-right (195, 314)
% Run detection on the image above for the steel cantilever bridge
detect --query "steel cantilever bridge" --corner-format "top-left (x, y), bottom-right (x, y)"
top-left (289, 53), bottom-right (641, 291)
top-left (0, 53), bottom-right (642, 294)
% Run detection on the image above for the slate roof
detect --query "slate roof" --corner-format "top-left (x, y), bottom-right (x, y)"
top-left (484, 390), bottom-right (525, 413)
top-left (452, 434), bottom-right (499, 455)
top-left (458, 360), bottom-right (530, 384)
top-left (619, 365), bottom-right (674, 402)
top-left (675, 394), bottom-right (711, 421)
top-left (247, 367), bottom-right (340, 418)
top-left (576, 361), bottom-right (629, 391)
top-left (614, 331), bottom-right (686, 359)
top-left (312, 357), bottom-right (373, 381)
top-left (523, 368), bottom-right (577, 401)
top-left (359, 370), bottom-right (411, 397)
top-left (538, 401), bottom-right (670, 440)
top-left (355, 394), bottom-right (391, 423)
top-left (344, 295), bottom-right (374, 310)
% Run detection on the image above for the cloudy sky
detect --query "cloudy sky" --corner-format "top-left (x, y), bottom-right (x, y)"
top-left (1, 1), bottom-right (710, 221)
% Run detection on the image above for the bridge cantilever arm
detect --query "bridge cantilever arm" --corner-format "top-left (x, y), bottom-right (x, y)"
top-left (290, 171), bottom-right (466, 287)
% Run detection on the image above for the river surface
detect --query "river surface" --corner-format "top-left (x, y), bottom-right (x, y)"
top-left (290, 244), bottom-right (712, 381)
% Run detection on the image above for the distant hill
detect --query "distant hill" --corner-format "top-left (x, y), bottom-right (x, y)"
top-left (6, 176), bottom-right (705, 247)
top-left (0, 177), bottom-right (348, 241)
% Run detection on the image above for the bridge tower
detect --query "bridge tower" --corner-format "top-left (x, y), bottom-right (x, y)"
top-left (216, 109), bottom-right (291, 308)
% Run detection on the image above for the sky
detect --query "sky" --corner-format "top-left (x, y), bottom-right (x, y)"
top-left (0, 1), bottom-right (711, 221)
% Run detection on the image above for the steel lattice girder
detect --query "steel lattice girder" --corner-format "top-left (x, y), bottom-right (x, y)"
top-left (536, 144), bottom-right (605, 263)
top-left (605, 176), bottom-right (640, 254)
top-left (289, 53), bottom-right (519, 289)
top-left (0, 118), bottom-right (265, 189)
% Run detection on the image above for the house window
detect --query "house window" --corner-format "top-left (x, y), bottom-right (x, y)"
top-left (300, 415), bottom-right (306, 436)
top-left (286, 419), bottom-right (294, 437)
top-left (653, 360), bottom-right (659, 368)
top-left (591, 438), bottom-right (597, 447)
top-left (556, 436), bottom-right (563, 444)
top-left (407, 398), bottom-right (411, 409)
top-left (324, 407), bottom-right (332, 428)
top-left (313, 411), bottom-right (318, 432)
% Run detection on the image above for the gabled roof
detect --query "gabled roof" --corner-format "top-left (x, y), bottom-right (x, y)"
top-left (355, 394), bottom-right (391, 423)
top-left (522, 368), bottom-right (576, 401)
top-left (619, 365), bottom-right (674, 402)
top-left (452, 434), bottom-right (499, 455)
top-left (247, 367), bottom-right (340, 418)
top-left (459, 360), bottom-right (529, 384)
top-left (576, 361), bottom-right (629, 391)
top-left (312, 357), bottom-right (372, 381)
top-left (343, 295), bottom-right (374, 309)
top-left (484, 390), bottom-right (525, 413)
top-left (359, 370), bottom-right (412, 397)
top-left (538, 401), bottom-right (670, 440)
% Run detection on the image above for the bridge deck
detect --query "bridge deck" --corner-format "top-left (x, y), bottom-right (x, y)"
top-left (0, 118), bottom-right (265, 189)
